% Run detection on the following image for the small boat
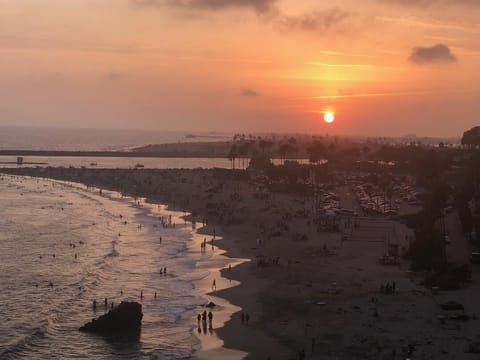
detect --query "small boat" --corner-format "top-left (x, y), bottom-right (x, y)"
top-left (90, 162), bottom-right (98, 166)
top-left (135, 163), bottom-right (144, 168)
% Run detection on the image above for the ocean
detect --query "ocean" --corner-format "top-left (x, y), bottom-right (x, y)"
top-left (0, 156), bottom-right (233, 170)
top-left (0, 127), bottom-right (232, 151)
top-left (0, 174), bottom-right (225, 359)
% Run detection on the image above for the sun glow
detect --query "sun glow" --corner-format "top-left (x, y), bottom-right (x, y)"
top-left (323, 112), bottom-right (335, 124)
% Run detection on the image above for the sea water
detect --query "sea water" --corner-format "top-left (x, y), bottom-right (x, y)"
top-left (0, 174), bottom-right (216, 359)
top-left (0, 127), bottom-right (231, 151)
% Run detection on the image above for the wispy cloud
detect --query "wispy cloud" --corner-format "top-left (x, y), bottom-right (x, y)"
top-left (408, 44), bottom-right (457, 65)
top-left (241, 88), bottom-right (259, 97)
top-left (380, 0), bottom-right (480, 7)
top-left (106, 73), bottom-right (122, 80)
top-left (131, 0), bottom-right (276, 14)
top-left (307, 62), bottom-right (375, 68)
top-left (175, 55), bottom-right (272, 64)
top-left (275, 8), bottom-right (353, 33)
top-left (0, 35), bottom-right (138, 54)
top-left (131, 1), bottom-right (354, 34)
top-left (378, 16), bottom-right (479, 33)
top-left (425, 35), bottom-right (458, 42)
top-left (310, 91), bottom-right (425, 100)
top-left (317, 50), bottom-right (376, 58)
top-left (308, 88), bottom-right (470, 100)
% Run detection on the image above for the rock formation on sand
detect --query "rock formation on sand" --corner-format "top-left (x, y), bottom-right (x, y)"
top-left (79, 301), bottom-right (143, 335)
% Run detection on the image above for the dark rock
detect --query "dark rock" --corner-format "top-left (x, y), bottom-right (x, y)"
top-left (205, 302), bottom-right (216, 308)
top-left (439, 301), bottom-right (464, 311)
top-left (79, 301), bottom-right (142, 335)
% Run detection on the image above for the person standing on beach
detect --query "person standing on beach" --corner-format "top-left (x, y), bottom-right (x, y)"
top-left (208, 311), bottom-right (213, 329)
top-left (212, 279), bottom-right (216, 291)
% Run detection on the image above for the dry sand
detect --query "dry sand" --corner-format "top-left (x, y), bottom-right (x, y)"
top-left (2, 167), bottom-right (480, 360)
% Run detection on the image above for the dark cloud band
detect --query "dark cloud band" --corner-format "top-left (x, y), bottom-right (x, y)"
top-left (131, 0), bottom-right (277, 13)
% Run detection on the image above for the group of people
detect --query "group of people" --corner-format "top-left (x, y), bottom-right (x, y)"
top-left (92, 297), bottom-right (114, 311)
top-left (159, 215), bottom-right (175, 228)
top-left (380, 281), bottom-right (396, 294)
top-left (200, 237), bottom-right (214, 252)
top-left (197, 310), bottom-right (214, 333)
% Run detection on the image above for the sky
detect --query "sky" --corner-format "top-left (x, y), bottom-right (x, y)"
top-left (0, 0), bottom-right (479, 137)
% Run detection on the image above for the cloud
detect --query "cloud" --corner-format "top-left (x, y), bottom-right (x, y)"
top-left (276, 8), bottom-right (353, 32)
top-left (408, 44), bottom-right (457, 65)
top-left (131, 0), bottom-right (277, 13)
top-left (131, 0), bottom-right (353, 34)
top-left (241, 88), bottom-right (259, 97)
top-left (380, 0), bottom-right (480, 6)
top-left (106, 73), bottom-right (122, 80)
top-left (0, 35), bottom-right (137, 54)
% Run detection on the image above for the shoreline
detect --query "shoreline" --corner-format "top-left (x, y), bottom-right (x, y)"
top-left (2, 173), bottom-right (256, 359)
top-left (208, 230), bottom-right (294, 359)
top-left (1, 168), bottom-right (292, 359)
top-left (189, 228), bottom-right (249, 360)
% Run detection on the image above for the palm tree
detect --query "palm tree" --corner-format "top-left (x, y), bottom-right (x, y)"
top-left (259, 139), bottom-right (273, 156)
top-left (278, 143), bottom-right (290, 165)
top-left (238, 141), bottom-right (250, 169)
top-left (228, 144), bottom-right (238, 169)
top-left (307, 141), bottom-right (327, 165)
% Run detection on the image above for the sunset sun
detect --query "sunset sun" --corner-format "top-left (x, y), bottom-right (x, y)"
top-left (323, 112), bottom-right (335, 124)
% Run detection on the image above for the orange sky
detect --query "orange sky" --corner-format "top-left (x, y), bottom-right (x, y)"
top-left (0, 0), bottom-right (479, 136)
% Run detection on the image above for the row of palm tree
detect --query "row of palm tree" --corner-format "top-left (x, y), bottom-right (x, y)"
top-left (227, 135), bottom-right (341, 169)
top-left (227, 135), bottom-right (302, 169)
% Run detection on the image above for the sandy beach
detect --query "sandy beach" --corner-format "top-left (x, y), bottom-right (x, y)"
top-left (2, 167), bottom-right (479, 360)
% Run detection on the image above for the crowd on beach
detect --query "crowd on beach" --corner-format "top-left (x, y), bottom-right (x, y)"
top-left (3, 166), bottom-right (478, 359)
